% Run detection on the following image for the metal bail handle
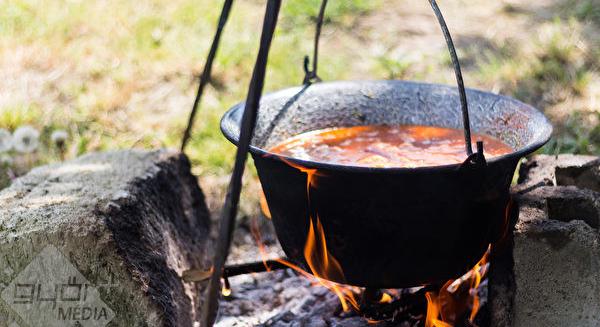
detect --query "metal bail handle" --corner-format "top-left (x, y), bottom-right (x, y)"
top-left (428, 0), bottom-right (474, 156)
top-left (304, 0), bottom-right (475, 157)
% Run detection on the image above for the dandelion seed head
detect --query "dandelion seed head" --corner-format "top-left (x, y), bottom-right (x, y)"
top-left (13, 125), bottom-right (40, 153)
top-left (51, 129), bottom-right (69, 145)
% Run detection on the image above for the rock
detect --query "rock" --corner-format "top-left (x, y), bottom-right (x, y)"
top-left (329, 317), bottom-right (368, 327)
top-left (518, 154), bottom-right (598, 189)
top-left (512, 219), bottom-right (600, 326)
top-left (307, 318), bottom-right (327, 327)
top-left (492, 154), bottom-right (600, 327)
top-left (555, 158), bottom-right (600, 192)
top-left (0, 150), bottom-right (210, 327)
top-left (545, 187), bottom-right (600, 228)
top-left (518, 185), bottom-right (600, 228)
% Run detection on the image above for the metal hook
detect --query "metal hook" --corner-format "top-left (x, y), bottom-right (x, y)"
top-left (303, 0), bottom-right (328, 84)
top-left (428, 0), bottom-right (474, 156)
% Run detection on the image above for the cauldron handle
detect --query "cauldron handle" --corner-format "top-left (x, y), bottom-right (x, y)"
top-left (304, 0), bottom-right (474, 156)
top-left (428, 0), bottom-right (473, 156)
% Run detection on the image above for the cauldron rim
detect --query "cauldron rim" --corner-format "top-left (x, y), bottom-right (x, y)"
top-left (221, 80), bottom-right (553, 173)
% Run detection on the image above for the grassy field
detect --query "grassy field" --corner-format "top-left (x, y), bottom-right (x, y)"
top-left (1, 0), bottom-right (600, 199)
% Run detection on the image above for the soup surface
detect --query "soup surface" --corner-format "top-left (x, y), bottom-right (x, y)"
top-left (268, 125), bottom-right (513, 168)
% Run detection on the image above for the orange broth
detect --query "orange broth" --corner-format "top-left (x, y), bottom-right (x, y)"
top-left (268, 125), bottom-right (513, 168)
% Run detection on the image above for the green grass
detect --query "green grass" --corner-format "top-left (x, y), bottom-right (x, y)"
top-left (561, 0), bottom-right (600, 24)
top-left (0, 104), bottom-right (44, 130)
top-left (469, 14), bottom-right (600, 155)
top-left (1, 0), bottom-right (600, 186)
top-left (543, 111), bottom-right (600, 155)
top-left (0, 0), bottom-right (383, 179)
top-left (282, 0), bottom-right (380, 26)
top-left (375, 54), bottom-right (414, 80)
top-left (475, 18), bottom-right (593, 105)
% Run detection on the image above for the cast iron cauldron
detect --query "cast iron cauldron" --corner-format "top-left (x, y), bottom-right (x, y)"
top-left (221, 80), bottom-right (552, 288)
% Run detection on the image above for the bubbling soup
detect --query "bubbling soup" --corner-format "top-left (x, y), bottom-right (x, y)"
top-left (268, 125), bottom-right (513, 168)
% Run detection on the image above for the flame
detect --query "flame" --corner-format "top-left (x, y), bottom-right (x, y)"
top-left (469, 246), bottom-right (490, 321)
top-left (289, 158), bottom-right (359, 312)
top-left (259, 189), bottom-right (272, 219)
top-left (273, 157), bottom-right (320, 194)
top-left (251, 218), bottom-right (360, 313)
top-left (424, 196), bottom-right (513, 326)
top-left (251, 157), bottom-right (360, 312)
top-left (379, 293), bottom-right (393, 304)
top-left (423, 199), bottom-right (510, 325)
top-left (425, 291), bottom-right (453, 327)
top-left (249, 213), bottom-right (336, 283)
top-left (254, 155), bottom-right (496, 323)
top-left (303, 216), bottom-right (359, 312)
top-left (304, 217), bottom-right (345, 284)
top-left (250, 215), bottom-right (274, 272)
top-left (425, 246), bottom-right (491, 326)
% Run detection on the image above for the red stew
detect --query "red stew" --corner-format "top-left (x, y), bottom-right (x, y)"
top-left (269, 125), bottom-right (513, 168)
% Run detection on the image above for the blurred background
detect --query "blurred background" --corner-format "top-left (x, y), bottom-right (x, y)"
top-left (1, 0), bottom-right (599, 212)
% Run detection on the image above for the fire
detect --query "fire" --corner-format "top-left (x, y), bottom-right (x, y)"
top-left (425, 290), bottom-right (453, 327)
top-left (425, 246), bottom-right (491, 327)
top-left (469, 248), bottom-right (489, 322)
top-left (422, 199), bottom-right (509, 325)
top-left (286, 158), bottom-right (360, 311)
top-left (254, 156), bottom-right (494, 324)
top-left (252, 157), bottom-right (360, 312)
top-left (250, 215), bottom-right (274, 272)
top-left (259, 189), bottom-right (272, 219)
top-left (251, 204), bottom-right (360, 312)
top-left (304, 217), bottom-right (345, 285)
top-left (303, 216), bottom-right (360, 312)
top-left (379, 292), bottom-right (393, 304)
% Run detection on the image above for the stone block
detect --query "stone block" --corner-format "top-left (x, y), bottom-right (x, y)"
top-left (0, 150), bottom-right (210, 327)
top-left (493, 155), bottom-right (600, 327)
top-left (518, 154), bottom-right (597, 189)
top-left (555, 158), bottom-right (600, 193)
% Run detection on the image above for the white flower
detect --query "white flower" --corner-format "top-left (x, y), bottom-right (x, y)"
top-left (12, 125), bottom-right (40, 153)
top-left (51, 129), bottom-right (68, 145)
top-left (0, 129), bottom-right (12, 152)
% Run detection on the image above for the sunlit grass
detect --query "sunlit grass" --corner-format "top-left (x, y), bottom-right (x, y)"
top-left (1, 0), bottom-right (600, 185)
top-left (543, 111), bottom-right (600, 155)
top-left (0, 0), bottom-right (384, 178)
top-left (281, 0), bottom-right (381, 26)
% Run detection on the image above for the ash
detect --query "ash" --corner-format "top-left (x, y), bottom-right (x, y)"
top-left (215, 269), bottom-right (422, 327)
top-left (216, 216), bottom-right (487, 326)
